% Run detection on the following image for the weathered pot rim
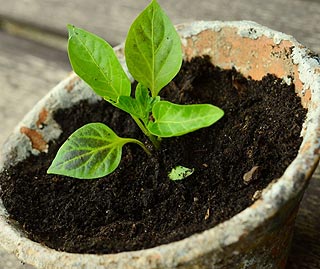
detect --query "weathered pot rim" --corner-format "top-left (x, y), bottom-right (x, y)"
top-left (0, 20), bottom-right (320, 268)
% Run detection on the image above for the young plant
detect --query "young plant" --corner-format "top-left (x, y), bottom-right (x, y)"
top-left (47, 0), bottom-right (224, 179)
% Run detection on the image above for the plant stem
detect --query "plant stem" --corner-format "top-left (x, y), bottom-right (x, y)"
top-left (124, 138), bottom-right (152, 156)
top-left (131, 115), bottom-right (160, 149)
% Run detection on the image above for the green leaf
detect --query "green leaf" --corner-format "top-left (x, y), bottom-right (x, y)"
top-left (116, 96), bottom-right (146, 120)
top-left (169, 166), bottom-right (194, 181)
top-left (147, 101), bottom-right (224, 137)
top-left (125, 0), bottom-right (182, 97)
top-left (116, 83), bottom-right (159, 123)
top-left (135, 83), bottom-right (157, 114)
top-left (47, 123), bottom-right (139, 179)
top-left (67, 25), bottom-right (131, 102)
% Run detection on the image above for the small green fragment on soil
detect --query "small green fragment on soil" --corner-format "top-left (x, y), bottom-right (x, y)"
top-left (169, 165), bottom-right (195, 181)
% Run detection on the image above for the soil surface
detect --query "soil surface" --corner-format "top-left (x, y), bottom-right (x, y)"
top-left (0, 56), bottom-right (306, 254)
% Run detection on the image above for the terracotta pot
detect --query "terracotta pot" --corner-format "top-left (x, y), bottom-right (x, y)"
top-left (1, 21), bottom-right (320, 269)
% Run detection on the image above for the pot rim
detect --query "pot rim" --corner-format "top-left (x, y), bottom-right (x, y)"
top-left (1, 20), bottom-right (320, 268)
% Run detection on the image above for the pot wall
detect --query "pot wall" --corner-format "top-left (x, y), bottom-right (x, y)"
top-left (0, 21), bottom-right (320, 269)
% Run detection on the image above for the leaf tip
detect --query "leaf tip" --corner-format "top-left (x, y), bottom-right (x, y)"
top-left (46, 165), bottom-right (58, 177)
top-left (217, 106), bottom-right (225, 119)
top-left (46, 167), bottom-right (53, 174)
top-left (67, 24), bottom-right (75, 34)
top-left (151, 0), bottom-right (159, 6)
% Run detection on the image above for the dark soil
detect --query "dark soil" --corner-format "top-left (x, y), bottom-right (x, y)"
top-left (0, 56), bottom-right (306, 254)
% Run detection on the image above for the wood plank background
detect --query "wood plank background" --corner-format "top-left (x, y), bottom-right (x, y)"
top-left (0, 0), bottom-right (319, 268)
top-left (0, 0), bottom-right (319, 51)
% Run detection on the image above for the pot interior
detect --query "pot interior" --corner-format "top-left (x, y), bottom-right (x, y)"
top-left (181, 26), bottom-right (312, 109)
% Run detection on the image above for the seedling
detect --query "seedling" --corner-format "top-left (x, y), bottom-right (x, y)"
top-left (47, 0), bottom-right (224, 179)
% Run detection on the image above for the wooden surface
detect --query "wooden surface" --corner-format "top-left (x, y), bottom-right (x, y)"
top-left (0, 0), bottom-right (319, 52)
top-left (0, 31), bottom-right (70, 146)
top-left (0, 0), bottom-right (319, 268)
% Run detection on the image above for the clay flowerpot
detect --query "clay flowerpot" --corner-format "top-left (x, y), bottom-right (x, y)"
top-left (1, 21), bottom-right (320, 269)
